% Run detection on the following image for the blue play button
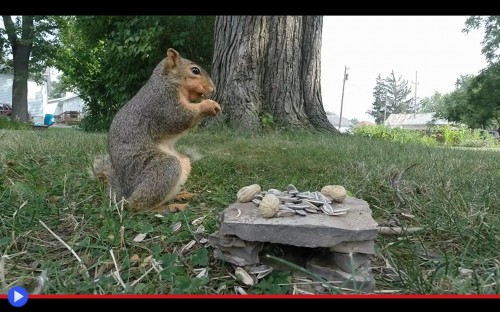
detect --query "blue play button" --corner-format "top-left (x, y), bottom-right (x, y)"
top-left (8, 286), bottom-right (29, 308)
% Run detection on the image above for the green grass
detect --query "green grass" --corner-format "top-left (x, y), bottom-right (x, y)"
top-left (0, 127), bottom-right (499, 295)
top-left (0, 116), bottom-right (32, 130)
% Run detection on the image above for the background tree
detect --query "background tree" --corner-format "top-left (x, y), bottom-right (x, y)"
top-left (464, 16), bottom-right (500, 64)
top-left (367, 74), bottom-right (388, 124)
top-left (209, 16), bottom-right (337, 133)
top-left (418, 91), bottom-right (446, 114)
top-left (55, 16), bottom-right (215, 132)
top-left (437, 74), bottom-right (482, 127)
top-left (385, 70), bottom-right (413, 114)
top-left (457, 16), bottom-right (500, 130)
top-left (467, 63), bottom-right (500, 130)
top-left (0, 16), bottom-right (59, 122)
top-left (367, 71), bottom-right (413, 124)
top-left (48, 79), bottom-right (65, 99)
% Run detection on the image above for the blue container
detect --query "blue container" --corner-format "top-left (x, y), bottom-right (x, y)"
top-left (44, 114), bottom-right (55, 126)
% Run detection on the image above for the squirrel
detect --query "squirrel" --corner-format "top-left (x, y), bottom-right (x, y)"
top-left (99, 48), bottom-right (221, 213)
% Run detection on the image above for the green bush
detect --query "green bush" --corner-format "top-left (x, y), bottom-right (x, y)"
top-left (352, 124), bottom-right (437, 146)
top-left (353, 124), bottom-right (498, 148)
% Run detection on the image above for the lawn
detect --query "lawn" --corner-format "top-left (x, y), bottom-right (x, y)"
top-left (0, 127), bottom-right (498, 294)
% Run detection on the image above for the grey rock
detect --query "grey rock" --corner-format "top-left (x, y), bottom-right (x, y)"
top-left (306, 257), bottom-right (375, 293)
top-left (329, 240), bottom-right (376, 255)
top-left (219, 196), bottom-right (378, 248)
top-left (330, 252), bottom-right (373, 273)
top-left (213, 249), bottom-right (252, 267)
top-left (208, 231), bottom-right (263, 266)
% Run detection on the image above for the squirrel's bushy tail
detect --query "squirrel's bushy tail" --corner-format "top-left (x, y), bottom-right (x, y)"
top-left (91, 148), bottom-right (203, 185)
top-left (92, 154), bottom-right (112, 183)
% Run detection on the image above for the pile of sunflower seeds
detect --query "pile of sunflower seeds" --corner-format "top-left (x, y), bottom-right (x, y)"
top-left (251, 184), bottom-right (349, 217)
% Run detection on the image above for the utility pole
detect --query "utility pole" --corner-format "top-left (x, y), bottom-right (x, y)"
top-left (339, 65), bottom-right (348, 131)
top-left (383, 89), bottom-right (388, 124)
top-left (413, 71), bottom-right (418, 118)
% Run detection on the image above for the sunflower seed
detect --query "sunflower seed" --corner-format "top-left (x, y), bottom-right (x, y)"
top-left (305, 208), bottom-right (319, 213)
top-left (320, 202), bottom-right (335, 215)
top-left (180, 240), bottom-right (196, 253)
top-left (252, 198), bottom-right (261, 205)
top-left (235, 267), bottom-right (254, 286)
top-left (170, 221), bottom-right (182, 233)
top-left (234, 286), bottom-right (248, 295)
top-left (192, 216), bottom-right (205, 225)
top-left (295, 209), bottom-right (307, 216)
top-left (286, 203), bottom-right (311, 210)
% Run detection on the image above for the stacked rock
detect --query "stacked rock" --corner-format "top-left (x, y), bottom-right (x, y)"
top-left (208, 184), bottom-right (379, 293)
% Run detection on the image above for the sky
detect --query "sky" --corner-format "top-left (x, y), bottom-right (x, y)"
top-left (320, 16), bottom-right (488, 123)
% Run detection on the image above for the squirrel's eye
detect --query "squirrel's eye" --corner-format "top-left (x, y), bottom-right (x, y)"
top-left (191, 67), bottom-right (201, 75)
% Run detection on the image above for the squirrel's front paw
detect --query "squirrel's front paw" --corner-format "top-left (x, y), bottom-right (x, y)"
top-left (201, 100), bottom-right (221, 116)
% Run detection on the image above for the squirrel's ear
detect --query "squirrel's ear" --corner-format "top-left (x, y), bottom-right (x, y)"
top-left (165, 48), bottom-right (180, 70)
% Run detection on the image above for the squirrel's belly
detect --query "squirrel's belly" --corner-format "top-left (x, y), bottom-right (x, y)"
top-left (157, 133), bottom-right (192, 203)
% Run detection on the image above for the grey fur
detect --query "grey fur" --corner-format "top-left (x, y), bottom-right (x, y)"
top-left (107, 49), bottom-right (217, 211)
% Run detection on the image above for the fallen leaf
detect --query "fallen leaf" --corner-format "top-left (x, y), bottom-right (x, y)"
top-left (133, 233), bottom-right (147, 242)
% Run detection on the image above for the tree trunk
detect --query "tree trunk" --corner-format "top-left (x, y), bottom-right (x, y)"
top-left (2, 16), bottom-right (34, 122)
top-left (210, 16), bottom-right (338, 133)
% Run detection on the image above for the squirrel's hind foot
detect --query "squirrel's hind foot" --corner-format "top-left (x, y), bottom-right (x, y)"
top-left (174, 190), bottom-right (194, 201)
top-left (154, 203), bottom-right (189, 214)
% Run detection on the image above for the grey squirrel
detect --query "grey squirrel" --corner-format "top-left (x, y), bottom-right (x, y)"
top-left (101, 48), bottom-right (221, 213)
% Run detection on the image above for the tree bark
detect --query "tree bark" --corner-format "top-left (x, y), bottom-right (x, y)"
top-left (2, 15), bottom-right (34, 122)
top-left (210, 16), bottom-right (338, 133)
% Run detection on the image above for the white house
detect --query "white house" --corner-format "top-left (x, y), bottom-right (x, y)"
top-left (0, 73), bottom-right (48, 119)
top-left (46, 92), bottom-right (85, 115)
top-left (46, 92), bottom-right (85, 124)
top-left (327, 114), bottom-right (354, 133)
top-left (384, 113), bottom-right (453, 130)
top-left (0, 72), bottom-right (85, 124)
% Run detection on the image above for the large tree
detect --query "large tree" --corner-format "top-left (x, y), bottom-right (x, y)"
top-left (0, 16), bottom-right (59, 122)
top-left (209, 16), bottom-right (337, 133)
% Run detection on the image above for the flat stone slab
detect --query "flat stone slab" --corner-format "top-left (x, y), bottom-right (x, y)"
top-left (219, 196), bottom-right (378, 248)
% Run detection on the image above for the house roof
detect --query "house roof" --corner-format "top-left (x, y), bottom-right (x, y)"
top-left (385, 113), bottom-right (450, 126)
top-left (48, 94), bottom-right (81, 104)
top-left (327, 114), bottom-right (354, 128)
top-left (354, 121), bottom-right (375, 127)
